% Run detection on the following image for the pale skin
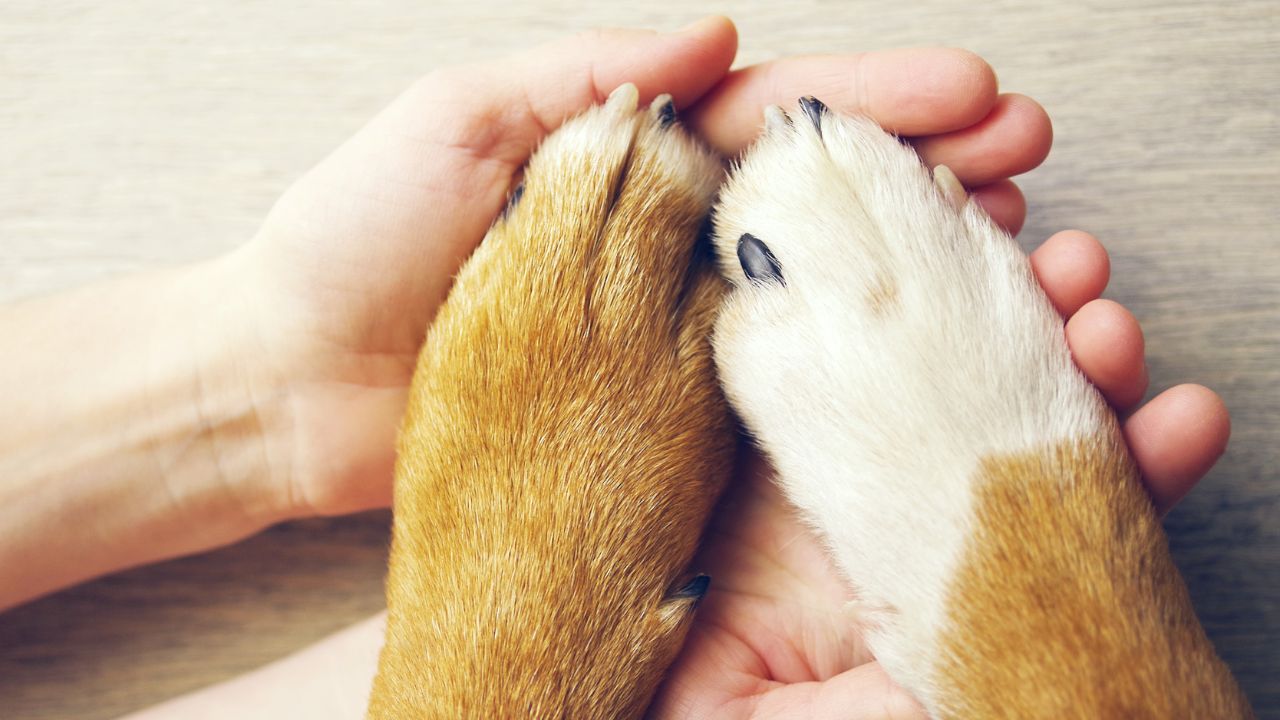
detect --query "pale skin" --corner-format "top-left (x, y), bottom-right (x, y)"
top-left (0, 16), bottom-right (1230, 720)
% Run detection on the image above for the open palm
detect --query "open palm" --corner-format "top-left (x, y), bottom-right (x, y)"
top-left (652, 451), bottom-right (913, 718)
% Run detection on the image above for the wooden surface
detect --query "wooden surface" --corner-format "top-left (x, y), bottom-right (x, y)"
top-left (1, 1), bottom-right (1276, 717)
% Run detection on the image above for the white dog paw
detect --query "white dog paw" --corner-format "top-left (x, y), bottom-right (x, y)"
top-left (709, 97), bottom-right (1119, 710)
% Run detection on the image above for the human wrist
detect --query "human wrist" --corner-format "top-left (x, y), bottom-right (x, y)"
top-left (166, 250), bottom-right (300, 529)
top-left (194, 239), bottom-right (396, 524)
top-left (0, 254), bottom-right (290, 609)
top-left (222, 233), bottom-right (407, 521)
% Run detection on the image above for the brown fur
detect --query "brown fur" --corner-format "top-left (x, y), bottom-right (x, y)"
top-left (938, 432), bottom-right (1254, 719)
top-left (365, 99), bottom-right (734, 718)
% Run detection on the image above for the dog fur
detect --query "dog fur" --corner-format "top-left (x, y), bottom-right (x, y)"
top-left (366, 85), bottom-right (734, 718)
top-left (710, 98), bottom-right (1253, 718)
top-left (367, 84), bottom-right (1252, 718)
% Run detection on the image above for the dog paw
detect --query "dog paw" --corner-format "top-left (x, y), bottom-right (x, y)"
top-left (370, 85), bottom-right (734, 718)
top-left (709, 99), bottom-right (1125, 710)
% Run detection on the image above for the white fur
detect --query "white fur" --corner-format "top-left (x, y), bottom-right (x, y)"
top-left (710, 107), bottom-right (1111, 710)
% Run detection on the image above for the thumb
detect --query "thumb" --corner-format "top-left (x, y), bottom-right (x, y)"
top-left (341, 15), bottom-right (737, 175)
top-left (263, 17), bottom-right (737, 324)
top-left (459, 15), bottom-right (739, 164)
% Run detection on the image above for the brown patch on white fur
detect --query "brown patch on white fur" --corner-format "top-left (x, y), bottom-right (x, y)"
top-left (864, 274), bottom-right (899, 317)
top-left (938, 433), bottom-right (1253, 719)
top-left (366, 93), bottom-right (734, 718)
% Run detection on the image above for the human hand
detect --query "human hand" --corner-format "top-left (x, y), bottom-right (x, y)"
top-left (235, 21), bottom-right (1230, 715)
top-left (649, 230), bottom-right (1230, 719)
top-left (120, 18), bottom-right (1232, 719)
top-left (124, 259), bottom-right (1230, 720)
top-left (228, 19), bottom-right (741, 517)
top-left (225, 17), bottom-right (1053, 520)
top-left (0, 18), bottom-right (743, 611)
top-left (643, 50), bottom-right (1229, 718)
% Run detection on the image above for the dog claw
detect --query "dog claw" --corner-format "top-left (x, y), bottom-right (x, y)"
top-left (764, 104), bottom-right (792, 133)
top-left (671, 574), bottom-right (711, 606)
top-left (737, 233), bottom-right (785, 286)
top-left (932, 165), bottom-right (968, 210)
top-left (798, 96), bottom-right (828, 135)
top-left (501, 181), bottom-right (524, 220)
top-left (606, 82), bottom-right (640, 113)
top-left (652, 93), bottom-right (677, 127)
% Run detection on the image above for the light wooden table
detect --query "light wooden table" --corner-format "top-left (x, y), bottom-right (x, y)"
top-left (2, 1), bottom-right (1276, 717)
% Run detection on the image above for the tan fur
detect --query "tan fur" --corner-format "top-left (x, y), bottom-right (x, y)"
top-left (864, 274), bottom-right (900, 317)
top-left (938, 431), bottom-right (1254, 719)
top-left (366, 93), bottom-right (733, 718)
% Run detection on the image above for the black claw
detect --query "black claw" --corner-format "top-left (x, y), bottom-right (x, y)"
top-left (672, 574), bottom-right (711, 608)
top-left (501, 182), bottom-right (524, 220)
top-left (657, 98), bottom-right (678, 127)
top-left (737, 233), bottom-right (785, 286)
top-left (798, 96), bottom-right (828, 135)
top-left (692, 211), bottom-right (716, 263)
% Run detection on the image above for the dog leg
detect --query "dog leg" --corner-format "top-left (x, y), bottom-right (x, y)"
top-left (710, 98), bottom-right (1252, 719)
top-left (367, 85), bottom-right (734, 719)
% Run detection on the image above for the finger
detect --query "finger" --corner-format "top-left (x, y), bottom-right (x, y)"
top-left (687, 48), bottom-right (998, 155)
top-left (913, 94), bottom-right (1053, 187)
top-left (414, 15), bottom-right (737, 236)
top-left (749, 662), bottom-right (927, 720)
top-left (1124, 384), bottom-right (1231, 513)
top-left (509, 17), bottom-right (738, 137)
top-left (440, 15), bottom-right (739, 167)
top-left (970, 179), bottom-right (1026, 236)
top-left (1065, 299), bottom-right (1149, 410)
top-left (281, 17), bottom-right (739, 327)
top-left (349, 16), bottom-right (737, 195)
top-left (1030, 230), bottom-right (1111, 317)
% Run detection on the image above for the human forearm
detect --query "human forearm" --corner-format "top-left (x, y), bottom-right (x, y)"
top-left (0, 251), bottom-right (288, 609)
top-left (119, 613), bottom-right (385, 720)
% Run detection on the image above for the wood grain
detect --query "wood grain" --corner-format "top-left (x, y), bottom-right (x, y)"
top-left (1, 1), bottom-right (1276, 717)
